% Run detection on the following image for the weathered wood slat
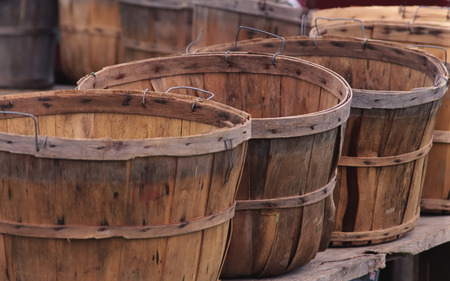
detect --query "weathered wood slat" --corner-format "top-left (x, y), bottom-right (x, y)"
top-left (119, 0), bottom-right (192, 61)
top-left (58, 0), bottom-right (123, 83)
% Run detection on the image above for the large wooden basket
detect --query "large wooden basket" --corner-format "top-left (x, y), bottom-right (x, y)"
top-left (58, 0), bottom-right (123, 83)
top-left (198, 35), bottom-right (449, 245)
top-left (0, 89), bottom-right (250, 281)
top-left (0, 0), bottom-right (58, 89)
top-left (310, 20), bottom-right (450, 214)
top-left (77, 52), bottom-right (352, 277)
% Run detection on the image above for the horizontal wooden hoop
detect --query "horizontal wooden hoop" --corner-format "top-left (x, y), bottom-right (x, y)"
top-left (235, 176), bottom-right (336, 210)
top-left (351, 85), bottom-right (447, 109)
top-left (432, 130), bottom-right (450, 144)
top-left (60, 25), bottom-right (121, 38)
top-left (0, 203), bottom-right (235, 240)
top-left (420, 198), bottom-right (450, 212)
top-left (338, 139), bottom-right (433, 167)
top-left (120, 0), bottom-right (193, 9)
top-left (331, 212), bottom-right (419, 243)
top-left (122, 37), bottom-right (183, 54)
top-left (0, 27), bottom-right (56, 36)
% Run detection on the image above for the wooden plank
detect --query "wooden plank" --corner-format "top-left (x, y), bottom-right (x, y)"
top-left (55, 238), bottom-right (122, 280)
top-left (55, 113), bottom-right (95, 139)
top-left (197, 143), bottom-right (247, 280)
top-left (280, 76), bottom-right (321, 116)
top-left (254, 136), bottom-right (315, 275)
top-left (198, 7), bottom-right (238, 47)
top-left (93, 113), bottom-right (150, 139)
top-left (287, 129), bottom-right (337, 271)
top-left (161, 153), bottom-right (213, 280)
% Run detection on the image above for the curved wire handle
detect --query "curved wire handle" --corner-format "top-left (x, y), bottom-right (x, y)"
top-left (314, 17), bottom-right (366, 38)
top-left (166, 86), bottom-right (215, 111)
top-left (2, 111), bottom-right (40, 152)
top-left (409, 6), bottom-right (450, 33)
top-left (409, 45), bottom-right (448, 67)
top-left (434, 75), bottom-right (449, 87)
top-left (300, 14), bottom-right (308, 36)
top-left (225, 26), bottom-right (285, 66)
top-left (314, 17), bottom-right (368, 48)
top-left (186, 28), bottom-right (203, 54)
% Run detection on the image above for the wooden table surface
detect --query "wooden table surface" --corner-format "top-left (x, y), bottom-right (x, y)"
top-left (225, 215), bottom-right (450, 281)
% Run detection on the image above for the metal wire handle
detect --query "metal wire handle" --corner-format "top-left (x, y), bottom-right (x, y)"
top-left (186, 28), bottom-right (203, 54)
top-left (225, 26), bottom-right (285, 66)
top-left (412, 5), bottom-right (450, 23)
top-left (300, 14), bottom-right (308, 36)
top-left (434, 75), bottom-right (449, 87)
top-left (314, 17), bottom-right (366, 38)
top-left (409, 45), bottom-right (448, 67)
top-left (166, 86), bottom-right (215, 111)
top-left (2, 111), bottom-right (40, 152)
top-left (409, 6), bottom-right (450, 33)
top-left (314, 17), bottom-right (368, 48)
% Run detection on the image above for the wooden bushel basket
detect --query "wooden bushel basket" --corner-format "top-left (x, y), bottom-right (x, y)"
top-left (118, 0), bottom-right (193, 61)
top-left (310, 19), bottom-right (450, 214)
top-left (198, 35), bottom-right (449, 246)
top-left (0, 89), bottom-right (250, 281)
top-left (192, 0), bottom-right (308, 48)
top-left (58, 0), bottom-right (123, 83)
top-left (77, 51), bottom-right (352, 277)
top-left (0, 0), bottom-right (58, 89)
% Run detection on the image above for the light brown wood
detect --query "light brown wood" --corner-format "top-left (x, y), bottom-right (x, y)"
top-left (0, 0), bottom-right (58, 89)
top-left (0, 204), bottom-right (235, 239)
top-left (338, 139), bottom-right (433, 167)
top-left (58, 0), bottom-right (123, 83)
top-left (235, 176), bottom-right (336, 210)
top-left (311, 6), bottom-right (450, 26)
top-left (0, 89), bottom-right (250, 281)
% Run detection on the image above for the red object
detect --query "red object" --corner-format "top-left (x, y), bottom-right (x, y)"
top-left (299, 0), bottom-right (449, 9)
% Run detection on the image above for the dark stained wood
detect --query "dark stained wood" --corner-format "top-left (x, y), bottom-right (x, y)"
top-left (0, 0), bottom-right (58, 88)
